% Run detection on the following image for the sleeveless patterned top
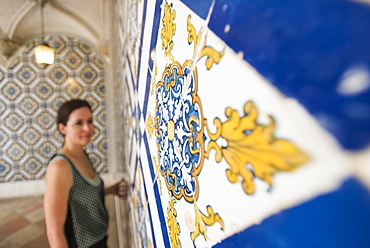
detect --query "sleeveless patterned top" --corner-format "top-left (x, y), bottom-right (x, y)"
top-left (50, 153), bottom-right (108, 248)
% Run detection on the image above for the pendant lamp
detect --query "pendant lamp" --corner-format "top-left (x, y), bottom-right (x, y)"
top-left (34, 0), bottom-right (54, 65)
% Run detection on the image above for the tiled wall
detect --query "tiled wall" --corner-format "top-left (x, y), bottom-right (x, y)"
top-left (114, 0), bottom-right (370, 247)
top-left (0, 35), bottom-right (108, 183)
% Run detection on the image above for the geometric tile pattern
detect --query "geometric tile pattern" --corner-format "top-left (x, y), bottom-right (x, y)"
top-left (16, 66), bottom-right (36, 85)
top-left (50, 66), bottom-right (68, 84)
top-left (64, 51), bottom-right (82, 70)
top-left (19, 96), bottom-right (39, 115)
top-left (0, 35), bottom-right (108, 183)
top-left (1, 81), bottom-right (22, 101)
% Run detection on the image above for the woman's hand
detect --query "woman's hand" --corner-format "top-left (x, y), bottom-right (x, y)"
top-left (105, 179), bottom-right (128, 199)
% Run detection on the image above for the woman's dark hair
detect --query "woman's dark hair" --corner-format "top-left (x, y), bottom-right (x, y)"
top-left (57, 99), bottom-right (92, 127)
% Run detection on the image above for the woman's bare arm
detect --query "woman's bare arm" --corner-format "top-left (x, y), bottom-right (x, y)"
top-left (104, 178), bottom-right (128, 199)
top-left (44, 158), bottom-right (71, 248)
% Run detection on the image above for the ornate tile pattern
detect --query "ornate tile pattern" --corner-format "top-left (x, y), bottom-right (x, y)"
top-left (64, 51), bottom-right (83, 70)
top-left (16, 66), bottom-right (36, 85)
top-left (19, 96), bottom-right (39, 115)
top-left (112, 0), bottom-right (370, 247)
top-left (50, 66), bottom-right (68, 84)
top-left (1, 81), bottom-right (21, 101)
top-left (0, 35), bottom-right (108, 183)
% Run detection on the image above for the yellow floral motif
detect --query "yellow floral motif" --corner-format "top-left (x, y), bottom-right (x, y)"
top-left (191, 201), bottom-right (224, 242)
top-left (150, 62), bottom-right (157, 95)
top-left (205, 101), bottom-right (309, 194)
top-left (200, 46), bottom-right (224, 70)
top-left (133, 194), bottom-right (138, 210)
top-left (187, 15), bottom-right (224, 69)
top-left (187, 16), bottom-right (200, 53)
top-left (146, 112), bottom-right (155, 138)
top-left (161, 1), bottom-right (176, 61)
top-left (126, 116), bottom-right (133, 127)
top-left (167, 198), bottom-right (181, 248)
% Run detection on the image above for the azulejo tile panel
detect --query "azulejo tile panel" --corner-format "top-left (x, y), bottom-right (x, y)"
top-left (1, 81), bottom-right (22, 101)
top-left (114, 0), bottom-right (369, 247)
top-left (16, 66), bottom-right (36, 85)
top-left (50, 66), bottom-right (69, 84)
top-left (19, 96), bottom-right (39, 115)
top-left (21, 127), bottom-right (41, 145)
top-left (0, 68), bottom-right (4, 82)
top-left (5, 112), bottom-right (25, 131)
top-left (64, 51), bottom-right (83, 70)
top-left (24, 156), bottom-right (44, 175)
top-left (0, 35), bottom-right (108, 183)
top-left (0, 129), bottom-right (9, 147)
top-left (130, 161), bottom-right (154, 248)
top-left (50, 35), bottom-right (67, 54)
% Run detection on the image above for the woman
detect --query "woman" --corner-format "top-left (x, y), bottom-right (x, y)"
top-left (44, 99), bottom-right (127, 248)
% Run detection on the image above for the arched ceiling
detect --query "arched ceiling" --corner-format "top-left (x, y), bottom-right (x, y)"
top-left (0, 0), bottom-right (112, 65)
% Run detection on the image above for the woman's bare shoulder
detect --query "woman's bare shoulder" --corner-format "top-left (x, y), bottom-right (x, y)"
top-left (45, 156), bottom-right (72, 191)
top-left (46, 157), bottom-right (71, 176)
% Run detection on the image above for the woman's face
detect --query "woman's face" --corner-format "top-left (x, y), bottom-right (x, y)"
top-left (59, 106), bottom-right (94, 146)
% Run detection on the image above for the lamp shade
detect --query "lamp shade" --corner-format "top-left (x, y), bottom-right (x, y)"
top-left (34, 44), bottom-right (55, 64)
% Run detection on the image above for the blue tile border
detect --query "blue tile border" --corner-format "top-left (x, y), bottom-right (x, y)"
top-left (184, 0), bottom-right (370, 150)
top-left (214, 177), bottom-right (370, 248)
top-left (143, 132), bottom-right (171, 247)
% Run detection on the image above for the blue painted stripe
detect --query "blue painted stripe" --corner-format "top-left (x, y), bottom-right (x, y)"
top-left (133, 101), bottom-right (142, 147)
top-left (143, 63), bottom-right (153, 121)
top-left (136, 0), bottom-right (149, 90)
top-left (126, 54), bottom-right (137, 92)
top-left (213, 178), bottom-right (370, 248)
top-left (138, 158), bottom-right (158, 248)
top-left (143, 0), bottom-right (163, 121)
top-left (132, 154), bottom-right (139, 187)
top-left (124, 75), bottom-right (134, 166)
top-left (182, 0), bottom-right (370, 150)
top-left (143, 132), bottom-right (171, 247)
